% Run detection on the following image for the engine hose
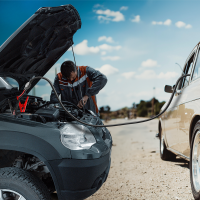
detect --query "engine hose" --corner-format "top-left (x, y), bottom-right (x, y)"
top-left (23, 74), bottom-right (189, 127)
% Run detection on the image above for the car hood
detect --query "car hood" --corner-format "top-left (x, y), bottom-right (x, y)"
top-left (0, 4), bottom-right (81, 91)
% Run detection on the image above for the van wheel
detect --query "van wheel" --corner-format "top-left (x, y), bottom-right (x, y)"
top-left (190, 121), bottom-right (200, 199)
top-left (160, 129), bottom-right (176, 161)
top-left (0, 167), bottom-right (51, 200)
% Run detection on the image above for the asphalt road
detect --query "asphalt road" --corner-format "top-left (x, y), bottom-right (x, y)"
top-left (52, 118), bottom-right (194, 200)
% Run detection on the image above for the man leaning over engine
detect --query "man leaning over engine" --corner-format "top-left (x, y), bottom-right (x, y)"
top-left (50, 61), bottom-right (107, 116)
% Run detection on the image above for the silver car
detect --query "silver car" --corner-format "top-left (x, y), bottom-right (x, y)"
top-left (159, 42), bottom-right (200, 200)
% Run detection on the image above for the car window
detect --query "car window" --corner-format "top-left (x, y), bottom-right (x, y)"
top-left (192, 48), bottom-right (200, 81)
top-left (180, 53), bottom-right (195, 89)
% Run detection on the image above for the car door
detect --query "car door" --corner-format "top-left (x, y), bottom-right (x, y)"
top-left (164, 76), bottom-right (183, 150)
top-left (164, 92), bottom-right (180, 151)
top-left (176, 47), bottom-right (198, 156)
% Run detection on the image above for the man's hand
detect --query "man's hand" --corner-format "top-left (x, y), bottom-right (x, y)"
top-left (77, 95), bottom-right (89, 108)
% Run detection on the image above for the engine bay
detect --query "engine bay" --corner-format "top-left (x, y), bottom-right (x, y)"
top-left (0, 89), bottom-right (101, 125)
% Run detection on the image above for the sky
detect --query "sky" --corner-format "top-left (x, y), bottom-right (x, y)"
top-left (0, 0), bottom-right (200, 111)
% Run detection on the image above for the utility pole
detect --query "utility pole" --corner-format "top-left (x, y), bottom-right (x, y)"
top-left (152, 87), bottom-right (155, 116)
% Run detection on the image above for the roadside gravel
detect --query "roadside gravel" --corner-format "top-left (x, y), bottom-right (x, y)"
top-left (87, 118), bottom-right (194, 200)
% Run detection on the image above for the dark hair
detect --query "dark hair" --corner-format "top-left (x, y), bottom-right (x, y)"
top-left (60, 61), bottom-right (76, 78)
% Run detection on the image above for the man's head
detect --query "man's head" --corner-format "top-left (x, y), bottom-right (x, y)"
top-left (60, 61), bottom-right (77, 81)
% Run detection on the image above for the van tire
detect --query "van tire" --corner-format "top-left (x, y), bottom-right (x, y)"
top-left (0, 167), bottom-right (51, 200)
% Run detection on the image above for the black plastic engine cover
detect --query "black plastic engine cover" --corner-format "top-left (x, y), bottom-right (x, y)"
top-left (35, 107), bottom-right (59, 121)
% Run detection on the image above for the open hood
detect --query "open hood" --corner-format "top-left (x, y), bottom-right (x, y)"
top-left (0, 4), bottom-right (81, 91)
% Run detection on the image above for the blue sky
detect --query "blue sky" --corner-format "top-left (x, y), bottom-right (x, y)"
top-left (0, 0), bottom-right (200, 110)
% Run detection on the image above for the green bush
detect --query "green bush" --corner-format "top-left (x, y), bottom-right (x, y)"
top-left (136, 99), bottom-right (165, 117)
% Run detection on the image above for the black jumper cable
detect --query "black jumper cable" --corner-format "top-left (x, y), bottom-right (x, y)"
top-left (16, 74), bottom-right (189, 128)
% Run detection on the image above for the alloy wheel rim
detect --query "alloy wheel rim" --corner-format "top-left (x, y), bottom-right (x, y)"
top-left (0, 189), bottom-right (26, 200)
top-left (192, 131), bottom-right (200, 192)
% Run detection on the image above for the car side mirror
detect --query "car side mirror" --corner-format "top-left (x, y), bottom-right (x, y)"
top-left (164, 85), bottom-right (173, 93)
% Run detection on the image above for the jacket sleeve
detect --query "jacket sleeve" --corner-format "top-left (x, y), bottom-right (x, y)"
top-left (85, 66), bottom-right (107, 97)
top-left (50, 75), bottom-right (61, 103)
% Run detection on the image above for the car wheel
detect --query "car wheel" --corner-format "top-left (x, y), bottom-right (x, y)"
top-left (160, 129), bottom-right (176, 161)
top-left (190, 121), bottom-right (200, 200)
top-left (0, 167), bottom-right (51, 200)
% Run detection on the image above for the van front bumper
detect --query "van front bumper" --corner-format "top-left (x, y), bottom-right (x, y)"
top-left (48, 151), bottom-right (111, 200)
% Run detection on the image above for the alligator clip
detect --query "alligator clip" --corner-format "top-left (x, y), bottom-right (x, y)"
top-left (8, 99), bottom-right (18, 115)
top-left (16, 96), bottom-right (29, 113)
top-left (8, 95), bottom-right (29, 115)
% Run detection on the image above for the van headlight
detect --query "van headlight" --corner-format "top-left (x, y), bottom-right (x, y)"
top-left (60, 123), bottom-right (96, 150)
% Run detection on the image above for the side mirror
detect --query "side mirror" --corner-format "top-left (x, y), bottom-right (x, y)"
top-left (164, 85), bottom-right (173, 93)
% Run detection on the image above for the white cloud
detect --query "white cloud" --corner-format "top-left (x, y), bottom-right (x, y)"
top-left (98, 16), bottom-right (110, 22)
top-left (122, 72), bottom-right (136, 79)
top-left (141, 59), bottom-right (158, 68)
top-left (121, 70), bottom-right (177, 80)
top-left (94, 4), bottom-right (103, 8)
top-left (135, 70), bottom-right (178, 80)
top-left (157, 72), bottom-right (179, 79)
top-left (175, 21), bottom-right (192, 29)
top-left (101, 51), bottom-right (106, 55)
top-left (95, 9), bottom-right (125, 22)
top-left (175, 21), bottom-right (186, 28)
top-left (98, 36), bottom-right (114, 43)
top-left (185, 24), bottom-right (192, 29)
top-left (101, 56), bottom-right (121, 61)
top-left (152, 21), bottom-right (163, 25)
top-left (73, 40), bottom-right (99, 55)
top-left (131, 15), bottom-right (140, 23)
top-left (163, 19), bottom-right (172, 26)
top-left (96, 64), bottom-right (119, 76)
top-left (152, 19), bottom-right (171, 26)
top-left (120, 6), bottom-right (128, 11)
top-left (72, 40), bottom-right (121, 55)
top-left (99, 44), bottom-right (121, 51)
